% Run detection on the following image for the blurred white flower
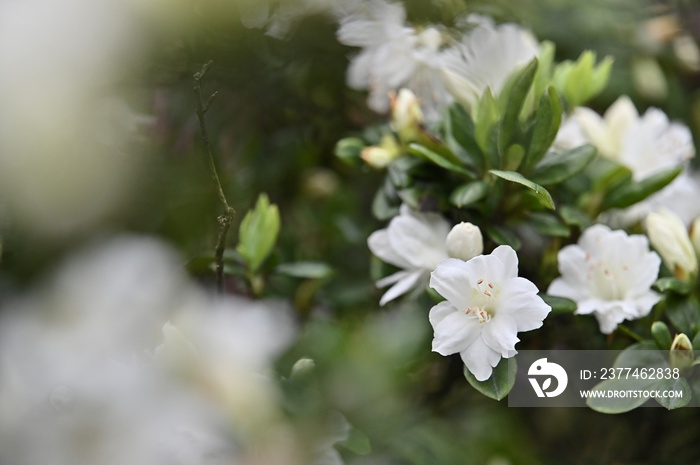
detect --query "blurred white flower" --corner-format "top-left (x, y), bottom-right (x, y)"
top-left (0, 0), bottom-right (149, 240)
top-left (429, 246), bottom-right (551, 381)
top-left (337, 0), bottom-right (451, 119)
top-left (445, 222), bottom-right (484, 261)
top-left (368, 205), bottom-right (451, 305)
top-left (569, 96), bottom-right (700, 225)
top-left (646, 209), bottom-right (698, 280)
top-left (548, 224), bottom-right (661, 334)
top-left (0, 236), bottom-right (298, 465)
top-left (440, 17), bottom-right (539, 111)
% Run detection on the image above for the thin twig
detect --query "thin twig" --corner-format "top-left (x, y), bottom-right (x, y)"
top-left (194, 60), bottom-right (235, 294)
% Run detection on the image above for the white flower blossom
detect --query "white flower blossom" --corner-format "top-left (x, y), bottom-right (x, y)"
top-left (368, 205), bottom-right (451, 305)
top-left (440, 17), bottom-right (539, 111)
top-left (568, 96), bottom-right (700, 225)
top-left (429, 246), bottom-right (551, 381)
top-left (337, 0), bottom-right (451, 119)
top-left (445, 221), bottom-right (484, 261)
top-left (548, 224), bottom-right (662, 334)
top-left (0, 236), bottom-right (298, 465)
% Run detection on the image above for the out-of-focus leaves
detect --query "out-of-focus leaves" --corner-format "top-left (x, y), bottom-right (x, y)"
top-left (276, 261), bottom-right (334, 279)
top-left (529, 212), bottom-right (570, 237)
top-left (335, 137), bottom-right (365, 166)
top-left (530, 144), bottom-right (596, 185)
top-left (651, 321), bottom-right (673, 350)
top-left (653, 277), bottom-right (691, 295)
top-left (559, 205), bottom-right (592, 229)
top-left (665, 295), bottom-right (700, 336)
top-left (408, 143), bottom-right (475, 179)
top-left (539, 293), bottom-right (577, 313)
top-left (486, 225), bottom-right (522, 250)
top-left (449, 181), bottom-right (489, 208)
top-left (489, 170), bottom-right (555, 209)
top-left (602, 167), bottom-right (682, 210)
top-left (463, 357), bottom-right (516, 401)
top-left (474, 88), bottom-right (500, 166)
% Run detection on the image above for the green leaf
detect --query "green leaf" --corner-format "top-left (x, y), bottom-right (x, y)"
top-left (486, 225), bottom-right (522, 250)
top-left (489, 169), bottom-right (555, 209)
top-left (372, 181), bottom-right (399, 220)
top-left (341, 426), bottom-right (372, 455)
top-left (236, 193), bottom-right (281, 274)
top-left (498, 58), bottom-right (538, 151)
top-left (539, 293), bottom-right (577, 313)
top-left (666, 295), bottom-right (700, 336)
top-left (408, 143), bottom-right (475, 179)
top-left (528, 212), bottom-right (570, 237)
top-left (586, 378), bottom-right (655, 413)
top-left (524, 86), bottom-right (563, 171)
top-left (655, 377), bottom-right (692, 409)
top-left (503, 144), bottom-right (525, 172)
top-left (445, 103), bottom-right (484, 171)
top-left (449, 181), bottom-right (489, 208)
top-left (530, 144), bottom-right (597, 185)
top-left (334, 137), bottom-right (365, 166)
top-left (653, 277), bottom-right (691, 295)
top-left (474, 88), bottom-right (500, 162)
top-left (275, 262), bottom-right (334, 279)
top-left (463, 357), bottom-right (516, 401)
top-left (603, 167), bottom-right (682, 210)
top-left (651, 321), bottom-right (673, 350)
top-left (559, 205), bottom-right (592, 229)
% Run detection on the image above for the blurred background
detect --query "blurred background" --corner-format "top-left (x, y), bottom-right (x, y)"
top-left (2, 0), bottom-right (700, 463)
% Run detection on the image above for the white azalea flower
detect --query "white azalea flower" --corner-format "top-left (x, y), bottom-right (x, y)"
top-left (368, 205), bottom-right (451, 305)
top-left (337, 0), bottom-right (451, 119)
top-left (441, 17), bottom-right (539, 111)
top-left (548, 224), bottom-right (662, 334)
top-left (429, 246), bottom-right (551, 381)
top-left (569, 96), bottom-right (700, 225)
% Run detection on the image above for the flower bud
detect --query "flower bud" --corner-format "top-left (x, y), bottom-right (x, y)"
top-left (690, 216), bottom-right (700, 259)
top-left (290, 357), bottom-right (316, 380)
top-left (670, 333), bottom-right (694, 370)
top-left (646, 209), bottom-right (698, 281)
top-left (361, 134), bottom-right (400, 169)
top-left (390, 89), bottom-right (424, 143)
top-left (445, 222), bottom-right (483, 261)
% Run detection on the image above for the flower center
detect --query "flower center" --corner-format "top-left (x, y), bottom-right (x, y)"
top-left (465, 278), bottom-right (497, 323)
top-left (585, 253), bottom-right (629, 300)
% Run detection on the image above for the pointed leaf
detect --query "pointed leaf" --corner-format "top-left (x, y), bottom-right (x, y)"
top-left (603, 167), bottom-right (682, 210)
top-left (486, 225), bottom-right (522, 250)
top-left (489, 170), bottom-right (555, 209)
top-left (524, 86), bottom-right (562, 171)
top-left (655, 377), bottom-right (692, 409)
top-left (498, 59), bottom-right (538, 150)
top-left (653, 277), bottom-right (691, 295)
top-left (530, 144), bottom-right (597, 185)
top-left (463, 357), bottom-right (516, 401)
top-left (539, 293), bottom-right (577, 314)
top-left (408, 143), bottom-right (475, 179)
top-left (528, 212), bottom-right (570, 237)
top-left (445, 103), bottom-right (484, 171)
top-left (449, 181), bottom-right (489, 208)
top-left (651, 321), bottom-right (673, 350)
top-left (236, 194), bottom-right (280, 273)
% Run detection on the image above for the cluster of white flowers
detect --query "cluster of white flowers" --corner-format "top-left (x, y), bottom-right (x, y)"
top-left (368, 205), bottom-right (551, 380)
top-left (337, 2), bottom-right (539, 120)
top-left (556, 96), bottom-right (700, 226)
top-left (0, 237), bottom-right (343, 465)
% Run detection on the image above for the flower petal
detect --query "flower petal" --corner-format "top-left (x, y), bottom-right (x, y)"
top-left (459, 337), bottom-right (501, 382)
top-left (498, 277), bottom-right (551, 332)
top-left (387, 205), bottom-right (450, 270)
top-left (378, 270), bottom-right (425, 306)
top-left (368, 229), bottom-right (412, 269)
top-left (481, 314), bottom-right (519, 357)
top-left (491, 245), bottom-right (518, 279)
top-left (430, 301), bottom-right (481, 355)
top-left (429, 258), bottom-right (473, 310)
